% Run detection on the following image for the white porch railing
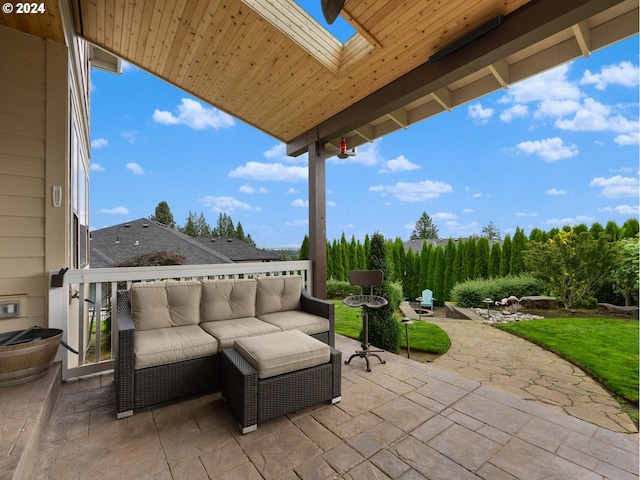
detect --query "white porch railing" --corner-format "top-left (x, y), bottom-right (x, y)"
top-left (48, 261), bottom-right (313, 380)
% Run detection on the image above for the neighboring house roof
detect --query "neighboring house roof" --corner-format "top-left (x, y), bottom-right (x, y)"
top-left (89, 218), bottom-right (234, 267)
top-left (192, 237), bottom-right (278, 262)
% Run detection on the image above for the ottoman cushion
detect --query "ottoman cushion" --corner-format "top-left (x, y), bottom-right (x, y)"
top-left (234, 330), bottom-right (330, 379)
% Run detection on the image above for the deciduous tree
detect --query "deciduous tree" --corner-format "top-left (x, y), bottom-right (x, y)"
top-left (524, 230), bottom-right (615, 309)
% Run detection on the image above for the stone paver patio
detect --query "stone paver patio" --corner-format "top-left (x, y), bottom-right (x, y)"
top-left (24, 333), bottom-right (638, 480)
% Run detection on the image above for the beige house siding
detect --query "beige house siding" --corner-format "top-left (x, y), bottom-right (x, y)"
top-left (0, 13), bottom-right (91, 333)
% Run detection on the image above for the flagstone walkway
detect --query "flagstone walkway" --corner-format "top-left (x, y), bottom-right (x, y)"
top-left (400, 302), bottom-right (637, 434)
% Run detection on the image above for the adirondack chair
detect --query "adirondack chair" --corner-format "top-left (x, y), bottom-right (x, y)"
top-left (418, 289), bottom-right (435, 318)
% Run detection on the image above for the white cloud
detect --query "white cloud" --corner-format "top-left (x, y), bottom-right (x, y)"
top-left (589, 175), bottom-right (639, 198)
top-left (580, 61), bottom-right (640, 90)
top-left (91, 138), bottom-right (108, 149)
top-left (432, 212), bottom-right (457, 221)
top-left (286, 187), bottom-right (299, 194)
top-left (285, 219), bottom-right (308, 227)
top-left (121, 131), bottom-right (138, 144)
top-left (291, 198), bottom-right (308, 208)
top-left (198, 195), bottom-right (259, 213)
top-left (229, 162), bottom-right (307, 182)
top-left (99, 206), bottom-right (129, 215)
top-left (615, 131), bottom-right (640, 146)
top-left (544, 215), bottom-right (596, 226)
top-left (152, 98), bottom-right (235, 130)
top-left (553, 98), bottom-right (638, 133)
top-left (535, 99), bottom-right (581, 119)
top-left (369, 180), bottom-right (453, 202)
top-left (441, 221), bottom-right (480, 238)
top-left (470, 193), bottom-right (482, 198)
top-left (545, 188), bottom-right (567, 195)
top-left (515, 137), bottom-right (578, 162)
top-left (263, 143), bottom-right (303, 163)
top-left (90, 163), bottom-right (105, 172)
top-left (516, 212), bottom-right (538, 217)
top-left (125, 162), bottom-right (144, 175)
top-left (468, 103), bottom-right (494, 124)
top-left (378, 155), bottom-right (421, 173)
top-left (600, 205), bottom-right (640, 216)
top-left (327, 200), bottom-right (337, 207)
top-left (239, 184), bottom-right (269, 194)
top-left (506, 64), bottom-right (581, 103)
top-left (462, 208), bottom-right (474, 214)
top-left (500, 104), bottom-right (528, 122)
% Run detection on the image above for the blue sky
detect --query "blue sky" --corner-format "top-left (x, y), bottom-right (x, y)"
top-left (89, 33), bottom-right (639, 248)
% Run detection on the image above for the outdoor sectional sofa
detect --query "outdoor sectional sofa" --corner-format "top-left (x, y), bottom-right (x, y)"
top-left (115, 275), bottom-right (335, 418)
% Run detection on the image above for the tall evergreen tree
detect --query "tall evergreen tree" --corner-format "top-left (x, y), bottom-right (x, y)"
top-left (150, 200), bottom-right (176, 228)
top-left (452, 240), bottom-right (465, 286)
top-left (404, 249), bottom-right (418, 299)
top-left (326, 240), bottom-right (334, 279)
top-left (589, 222), bottom-right (605, 238)
top-left (529, 228), bottom-right (546, 242)
top-left (509, 227), bottom-right (528, 274)
top-left (499, 234), bottom-right (512, 276)
top-left (474, 237), bottom-right (490, 279)
top-left (621, 218), bottom-right (639, 238)
top-left (236, 222), bottom-right (246, 241)
top-left (392, 237), bottom-right (405, 282)
top-left (349, 236), bottom-right (358, 271)
top-left (180, 211), bottom-right (198, 237)
top-left (443, 239), bottom-right (457, 302)
top-left (419, 243), bottom-right (430, 291)
top-left (299, 235), bottom-right (309, 260)
top-left (463, 237), bottom-right (476, 280)
top-left (195, 212), bottom-right (211, 237)
top-left (481, 221), bottom-right (501, 240)
top-left (432, 246), bottom-right (446, 305)
top-left (410, 212), bottom-right (439, 239)
top-left (488, 242), bottom-right (501, 278)
top-left (366, 232), bottom-right (400, 354)
top-left (427, 245), bottom-right (437, 290)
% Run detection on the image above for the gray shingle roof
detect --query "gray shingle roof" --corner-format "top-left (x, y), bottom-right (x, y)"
top-left (192, 237), bottom-right (278, 262)
top-left (90, 218), bottom-right (234, 267)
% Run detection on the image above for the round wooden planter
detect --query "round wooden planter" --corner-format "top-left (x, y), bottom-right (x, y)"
top-left (0, 328), bottom-right (63, 387)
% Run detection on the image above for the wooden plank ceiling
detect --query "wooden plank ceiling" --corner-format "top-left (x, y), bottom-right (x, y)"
top-left (1, 0), bottom-right (637, 155)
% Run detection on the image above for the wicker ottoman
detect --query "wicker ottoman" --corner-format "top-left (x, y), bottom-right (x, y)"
top-left (221, 330), bottom-right (342, 434)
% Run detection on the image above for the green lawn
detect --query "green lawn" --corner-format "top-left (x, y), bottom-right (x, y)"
top-left (495, 318), bottom-right (639, 404)
top-left (331, 300), bottom-right (450, 355)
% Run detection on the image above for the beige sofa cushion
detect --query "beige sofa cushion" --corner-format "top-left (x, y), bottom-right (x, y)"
top-left (130, 281), bottom-right (172, 331)
top-left (255, 276), bottom-right (302, 316)
top-left (258, 311), bottom-right (329, 336)
top-left (201, 278), bottom-right (256, 321)
top-left (133, 325), bottom-right (218, 369)
top-left (200, 317), bottom-right (281, 352)
top-left (234, 330), bottom-right (330, 379)
top-left (166, 280), bottom-right (202, 326)
top-left (130, 280), bottom-right (201, 330)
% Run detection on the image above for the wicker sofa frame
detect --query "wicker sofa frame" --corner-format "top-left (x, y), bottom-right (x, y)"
top-left (115, 287), bottom-right (335, 418)
top-left (221, 347), bottom-right (342, 433)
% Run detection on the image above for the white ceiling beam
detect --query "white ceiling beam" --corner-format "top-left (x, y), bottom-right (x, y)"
top-left (353, 124), bottom-right (375, 142)
top-left (431, 88), bottom-right (453, 111)
top-left (386, 108), bottom-right (408, 128)
top-left (488, 59), bottom-right (510, 89)
top-left (572, 21), bottom-right (592, 58)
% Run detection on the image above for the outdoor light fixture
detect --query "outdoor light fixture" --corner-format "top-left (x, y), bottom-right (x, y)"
top-left (330, 137), bottom-right (356, 159)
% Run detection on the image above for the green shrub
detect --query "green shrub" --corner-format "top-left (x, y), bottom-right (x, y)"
top-left (451, 274), bottom-right (546, 307)
top-left (326, 279), bottom-right (360, 299)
